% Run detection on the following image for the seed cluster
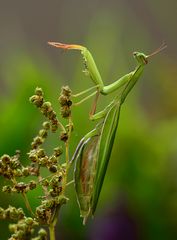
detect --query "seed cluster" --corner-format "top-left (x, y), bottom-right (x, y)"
top-left (58, 86), bottom-right (72, 118)
top-left (0, 206), bottom-right (24, 221)
top-left (35, 195), bottom-right (67, 225)
top-left (0, 87), bottom-right (73, 239)
top-left (29, 87), bottom-right (59, 132)
top-left (8, 217), bottom-right (40, 240)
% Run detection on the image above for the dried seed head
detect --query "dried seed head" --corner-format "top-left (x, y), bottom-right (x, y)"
top-left (37, 149), bottom-right (46, 158)
top-left (49, 165), bottom-right (57, 173)
top-left (39, 156), bottom-right (48, 166)
top-left (61, 86), bottom-right (72, 97)
top-left (38, 228), bottom-right (47, 237)
top-left (22, 167), bottom-right (30, 176)
top-left (29, 95), bottom-right (44, 108)
top-left (2, 185), bottom-right (12, 193)
top-left (49, 156), bottom-right (58, 164)
top-left (42, 121), bottom-right (50, 130)
top-left (29, 180), bottom-right (37, 190)
top-left (31, 136), bottom-right (43, 149)
top-left (58, 95), bottom-right (68, 106)
top-left (39, 129), bottom-right (48, 138)
top-left (60, 106), bottom-right (71, 118)
top-left (28, 153), bottom-right (38, 162)
top-left (53, 146), bottom-right (63, 157)
top-left (42, 179), bottom-right (49, 187)
top-left (1, 154), bottom-right (11, 164)
top-left (35, 87), bottom-right (43, 96)
top-left (60, 132), bottom-right (68, 142)
top-left (14, 182), bottom-right (27, 193)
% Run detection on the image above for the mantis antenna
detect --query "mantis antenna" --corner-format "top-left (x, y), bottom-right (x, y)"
top-left (147, 42), bottom-right (167, 58)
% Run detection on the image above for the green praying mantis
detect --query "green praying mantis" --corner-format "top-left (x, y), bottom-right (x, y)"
top-left (48, 41), bottom-right (166, 224)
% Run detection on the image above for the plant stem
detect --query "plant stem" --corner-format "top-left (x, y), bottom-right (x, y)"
top-left (22, 192), bottom-right (34, 216)
top-left (49, 223), bottom-right (56, 240)
top-left (49, 115), bottom-right (73, 239)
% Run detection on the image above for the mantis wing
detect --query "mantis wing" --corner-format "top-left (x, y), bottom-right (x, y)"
top-left (74, 135), bottom-right (100, 223)
top-left (91, 101), bottom-right (121, 216)
top-left (73, 102), bottom-right (120, 224)
top-left (73, 127), bottom-right (101, 223)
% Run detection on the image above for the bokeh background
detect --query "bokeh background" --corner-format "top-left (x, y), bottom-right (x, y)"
top-left (0, 0), bottom-right (177, 239)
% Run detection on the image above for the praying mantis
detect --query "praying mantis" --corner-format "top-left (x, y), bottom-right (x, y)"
top-left (48, 41), bottom-right (166, 224)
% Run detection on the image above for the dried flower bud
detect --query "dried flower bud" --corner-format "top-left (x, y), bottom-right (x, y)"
top-left (39, 156), bottom-right (48, 166)
top-left (28, 153), bottom-right (38, 162)
top-left (42, 121), bottom-right (50, 130)
top-left (53, 147), bottom-right (63, 157)
top-left (37, 149), bottom-right (46, 158)
top-left (58, 95), bottom-right (68, 106)
top-left (49, 156), bottom-right (57, 164)
top-left (29, 180), bottom-right (37, 190)
top-left (49, 165), bottom-right (57, 173)
top-left (41, 102), bottom-right (52, 111)
top-left (14, 169), bottom-right (23, 177)
top-left (60, 106), bottom-right (71, 118)
top-left (60, 132), bottom-right (68, 142)
top-left (35, 87), bottom-right (43, 96)
top-left (51, 120), bottom-right (58, 132)
top-left (14, 182), bottom-right (27, 193)
top-left (38, 228), bottom-right (47, 237)
top-left (9, 223), bottom-right (16, 232)
top-left (61, 86), bottom-right (72, 97)
top-left (29, 95), bottom-right (43, 107)
top-left (25, 217), bottom-right (34, 225)
top-left (1, 154), bottom-right (11, 164)
top-left (31, 136), bottom-right (43, 149)
top-left (2, 185), bottom-right (12, 193)
top-left (48, 110), bottom-right (57, 120)
top-left (39, 129), bottom-right (48, 139)
top-left (10, 159), bottom-right (21, 169)
top-left (42, 179), bottom-right (49, 187)
top-left (22, 167), bottom-right (30, 177)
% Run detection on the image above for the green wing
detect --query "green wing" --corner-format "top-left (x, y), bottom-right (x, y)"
top-left (73, 127), bottom-right (101, 223)
top-left (91, 101), bottom-right (121, 215)
top-left (73, 102), bottom-right (121, 223)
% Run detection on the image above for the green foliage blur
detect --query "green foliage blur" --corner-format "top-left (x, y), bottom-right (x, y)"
top-left (0, 2), bottom-right (177, 240)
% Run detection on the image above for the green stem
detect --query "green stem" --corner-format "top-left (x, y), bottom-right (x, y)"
top-left (22, 192), bottom-right (34, 216)
top-left (49, 223), bottom-right (56, 240)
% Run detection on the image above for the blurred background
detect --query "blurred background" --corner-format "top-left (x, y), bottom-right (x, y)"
top-left (0, 0), bottom-right (177, 239)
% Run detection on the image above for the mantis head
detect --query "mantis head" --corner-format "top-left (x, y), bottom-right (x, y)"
top-left (133, 42), bottom-right (167, 66)
top-left (133, 52), bottom-right (148, 65)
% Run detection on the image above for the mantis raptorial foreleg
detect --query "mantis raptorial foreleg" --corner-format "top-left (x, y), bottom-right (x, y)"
top-left (48, 42), bottom-right (131, 109)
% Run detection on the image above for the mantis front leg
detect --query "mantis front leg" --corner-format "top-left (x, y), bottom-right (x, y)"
top-left (48, 42), bottom-right (131, 93)
top-left (48, 42), bottom-right (131, 114)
